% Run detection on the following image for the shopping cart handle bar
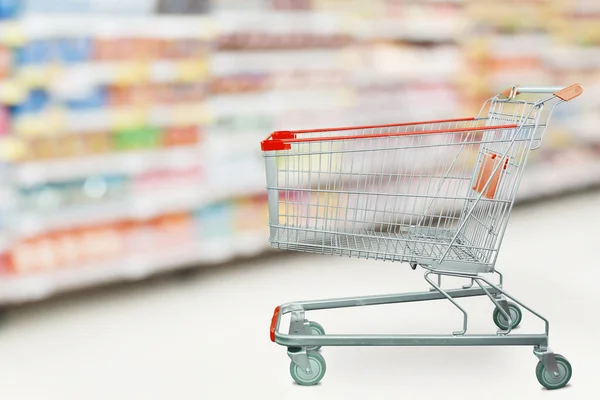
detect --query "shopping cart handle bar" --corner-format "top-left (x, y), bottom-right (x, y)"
top-left (517, 87), bottom-right (564, 93)
top-left (500, 84), bottom-right (583, 101)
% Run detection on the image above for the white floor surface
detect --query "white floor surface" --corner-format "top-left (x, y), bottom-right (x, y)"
top-left (1, 191), bottom-right (600, 400)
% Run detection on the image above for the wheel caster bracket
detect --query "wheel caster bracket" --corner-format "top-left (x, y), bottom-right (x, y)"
top-left (497, 298), bottom-right (509, 315)
top-left (289, 310), bottom-right (308, 335)
top-left (288, 348), bottom-right (312, 375)
top-left (534, 348), bottom-right (560, 377)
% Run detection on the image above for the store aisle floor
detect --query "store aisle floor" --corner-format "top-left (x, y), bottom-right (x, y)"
top-left (1, 191), bottom-right (599, 400)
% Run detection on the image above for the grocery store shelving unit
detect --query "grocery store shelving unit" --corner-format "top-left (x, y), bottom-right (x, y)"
top-left (0, 0), bottom-right (598, 307)
top-left (0, 5), bottom-right (272, 306)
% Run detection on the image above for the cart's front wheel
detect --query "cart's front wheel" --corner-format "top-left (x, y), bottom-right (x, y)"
top-left (536, 354), bottom-right (572, 390)
top-left (492, 303), bottom-right (522, 330)
top-left (307, 321), bottom-right (325, 351)
top-left (290, 351), bottom-right (326, 386)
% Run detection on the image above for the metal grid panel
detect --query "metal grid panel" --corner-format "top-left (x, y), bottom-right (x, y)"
top-left (270, 230), bottom-right (481, 264)
top-left (263, 95), bottom-right (554, 271)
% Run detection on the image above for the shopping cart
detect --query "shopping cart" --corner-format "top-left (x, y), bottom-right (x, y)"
top-left (261, 84), bottom-right (583, 389)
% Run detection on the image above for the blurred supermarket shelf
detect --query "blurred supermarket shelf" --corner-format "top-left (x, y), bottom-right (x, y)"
top-left (12, 182), bottom-right (266, 237)
top-left (208, 88), bottom-right (355, 116)
top-left (1, 14), bottom-right (215, 42)
top-left (358, 18), bottom-right (461, 42)
top-left (542, 46), bottom-right (600, 70)
top-left (13, 147), bottom-right (203, 186)
top-left (210, 49), bottom-right (352, 75)
top-left (0, 230), bottom-right (270, 305)
top-left (214, 10), bottom-right (351, 37)
top-left (13, 59), bottom-right (209, 92)
top-left (11, 103), bottom-right (208, 135)
top-left (517, 157), bottom-right (600, 202)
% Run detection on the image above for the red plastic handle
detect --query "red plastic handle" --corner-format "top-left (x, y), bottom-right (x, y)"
top-left (270, 306), bottom-right (281, 342)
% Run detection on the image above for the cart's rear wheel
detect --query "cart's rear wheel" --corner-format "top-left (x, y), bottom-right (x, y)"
top-left (307, 321), bottom-right (325, 351)
top-left (536, 354), bottom-right (572, 390)
top-left (289, 351), bottom-right (326, 386)
top-left (492, 303), bottom-right (522, 330)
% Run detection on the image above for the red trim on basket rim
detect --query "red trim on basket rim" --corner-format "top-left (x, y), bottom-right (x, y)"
top-left (260, 117), bottom-right (476, 151)
top-left (261, 131), bottom-right (296, 151)
top-left (262, 124), bottom-right (518, 150)
top-left (270, 306), bottom-right (281, 342)
top-left (261, 140), bottom-right (291, 151)
top-left (289, 117), bottom-right (476, 134)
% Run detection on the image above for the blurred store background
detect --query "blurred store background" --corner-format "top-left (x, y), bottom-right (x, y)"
top-left (0, 0), bottom-right (598, 308)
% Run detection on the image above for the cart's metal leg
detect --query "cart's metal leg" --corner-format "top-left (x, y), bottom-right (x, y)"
top-left (534, 347), bottom-right (561, 377)
top-left (489, 271), bottom-right (505, 301)
top-left (424, 271), bottom-right (468, 335)
top-left (288, 348), bottom-right (312, 374)
top-left (494, 269), bottom-right (504, 287)
top-left (429, 273), bottom-right (443, 292)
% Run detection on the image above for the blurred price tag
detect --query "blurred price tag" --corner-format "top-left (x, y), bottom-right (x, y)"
top-left (0, 80), bottom-right (26, 104)
top-left (114, 62), bottom-right (150, 86)
top-left (176, 59), bottom-right (209, 83)
top-left (111, 107), bottom-right (147, 130)
top-left (0, 21), bottom-right (26, 46)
